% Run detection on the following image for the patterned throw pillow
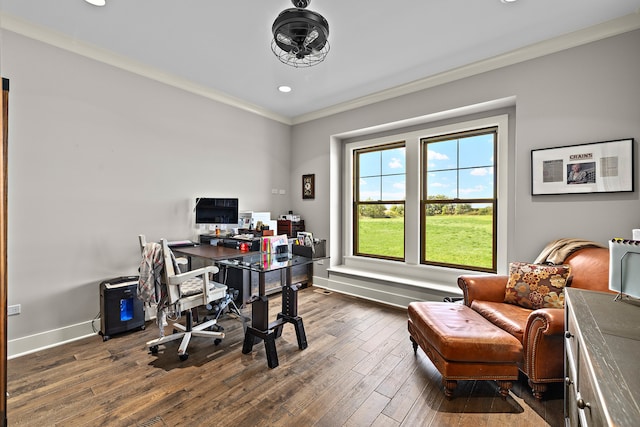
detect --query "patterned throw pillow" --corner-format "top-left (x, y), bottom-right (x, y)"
top-left (504, 262), bottom-right (571, 309)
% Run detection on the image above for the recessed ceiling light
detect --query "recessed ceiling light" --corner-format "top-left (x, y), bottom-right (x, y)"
top-left (85, 0), bottom-right (106, 6)
top-left (278, 85), bottom-right (292, 93)
top-left (501, 0), bottom-right (518, 3)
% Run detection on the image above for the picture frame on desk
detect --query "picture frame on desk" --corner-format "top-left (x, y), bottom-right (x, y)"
top-left (531, 138), bottom-right (634, 195)
top-left (302, 174), bottom-right (315, 199)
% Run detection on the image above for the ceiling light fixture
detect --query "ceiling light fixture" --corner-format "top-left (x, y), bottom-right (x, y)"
top-left (84, 0), bottom-right (106, 6)
top-left (271, 0), bottom-right (330, 68)
top-left (278, 85), bottom-right (292, 93)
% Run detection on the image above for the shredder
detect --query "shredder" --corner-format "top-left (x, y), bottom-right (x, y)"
top-left (99, 276), bottom-right (145, 341)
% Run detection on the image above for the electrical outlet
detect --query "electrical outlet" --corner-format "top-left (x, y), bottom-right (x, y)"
top-left (8, 304), bottom-right (20, 316)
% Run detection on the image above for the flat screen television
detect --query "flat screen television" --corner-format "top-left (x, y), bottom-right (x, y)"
top-left (195, 198), bottom-right (239, 225)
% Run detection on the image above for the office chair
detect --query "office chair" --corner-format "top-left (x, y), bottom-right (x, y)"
top-left (140, 237), bottom-right (227, 361)
top-left (138, 234), bottom-right (187, 266)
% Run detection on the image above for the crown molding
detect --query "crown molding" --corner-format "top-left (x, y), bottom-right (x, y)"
top-left (0, 12), bottom-right (293, 125)
top-left (291, 11), bottom-right (640, 125)
top-left (2, 11), bottom-right (639, 127)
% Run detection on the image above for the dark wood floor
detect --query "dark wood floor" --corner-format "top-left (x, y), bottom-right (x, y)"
top-left (7, 287), bottom-right (564, 426)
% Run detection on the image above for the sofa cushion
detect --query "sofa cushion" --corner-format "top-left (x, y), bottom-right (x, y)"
top-left (471, 300), bottom-right (530, 343)
top-left (504, 262), bottom-right (571, 309)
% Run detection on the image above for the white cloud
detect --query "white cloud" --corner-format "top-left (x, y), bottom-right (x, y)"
top-left (459, 185), bottom-right (486, 194)
top-left (469, 167), bottom-right (494, 176)
top-left (427, 150), bottom-right (449, 161)
top-left (388, 157), bottom-right (403, 169)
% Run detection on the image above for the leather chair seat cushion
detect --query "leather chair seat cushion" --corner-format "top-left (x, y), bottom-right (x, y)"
top-left (408, 302), bottom-right (522, 363)
top-left (471, 300), bottom-right (531, 344)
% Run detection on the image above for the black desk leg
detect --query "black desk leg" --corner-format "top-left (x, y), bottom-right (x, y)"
top-left (242, 295), bottom-right (281, 368)
top-left (242, 269), bottom-right (308, 369)
top-left (276, 313), bottom-right (307, 350)
top-left (242, 327), bottom-right (280, 369)
top-left (242, 329), bottom-right (256, 354)
top-left (264, 334), bottom-right (279, 369)
top-left (277, 284), bottom-right (308, 350)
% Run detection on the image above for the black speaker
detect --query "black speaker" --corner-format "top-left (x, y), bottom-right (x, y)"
top-left (99, 276), bottom-right (145, 341)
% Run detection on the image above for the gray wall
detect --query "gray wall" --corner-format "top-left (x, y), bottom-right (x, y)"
top-left (290, 29), bottom-right (640, 276)
top-left (3, 31), bottom-right (292, 355)
top-left (3, 26), bottom-right (640, 356)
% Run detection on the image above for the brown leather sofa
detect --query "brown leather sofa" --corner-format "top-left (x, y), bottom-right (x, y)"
top-left (457, 246), bottom-right (611, 399)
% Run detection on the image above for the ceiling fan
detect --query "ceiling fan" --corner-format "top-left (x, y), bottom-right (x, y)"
top-left (271, 0), bottom-right (330, 68)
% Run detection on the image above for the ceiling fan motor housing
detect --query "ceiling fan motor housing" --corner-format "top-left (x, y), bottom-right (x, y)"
top-left (272, 8), bottom-right (329, 57)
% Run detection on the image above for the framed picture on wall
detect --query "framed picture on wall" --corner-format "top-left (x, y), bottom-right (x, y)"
top-left (302, 174), bottom-right (315, 199)
top-left (531, 138), bottom-right (634, 195)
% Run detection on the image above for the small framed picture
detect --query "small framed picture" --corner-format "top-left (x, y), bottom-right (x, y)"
top-left (531, 138), bottom-right (634, 195)
top-left (302, 174), bottom-right (315, 199)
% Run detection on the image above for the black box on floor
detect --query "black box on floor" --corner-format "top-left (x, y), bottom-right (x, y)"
top-left (99, 276), bottom-right (145, 341)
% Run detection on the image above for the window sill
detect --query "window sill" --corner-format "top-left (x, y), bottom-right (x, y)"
top-left (328, 264), bottom-right (462, 295)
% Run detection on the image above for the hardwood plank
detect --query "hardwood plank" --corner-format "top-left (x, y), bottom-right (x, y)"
top-left (344, 391), bottom-right (391, 427)
top-left (371, 413), bottom-right (401, 427)
top-left (6, 287), bottom-right (563, 426)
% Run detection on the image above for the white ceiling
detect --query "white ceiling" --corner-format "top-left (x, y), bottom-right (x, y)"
top-left (1, 0), bottom-right (640, 124)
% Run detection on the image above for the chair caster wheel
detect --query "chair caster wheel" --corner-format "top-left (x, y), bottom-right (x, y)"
top-left (150, 345), bottom-right (159, 354)
top-left (214, 338), bottom-right (222, 345)
top-left (179, 353), bottom-right (189, 361)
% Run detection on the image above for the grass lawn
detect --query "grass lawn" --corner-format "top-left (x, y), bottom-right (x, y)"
top-left (358, 214), bottom-right (493, 269)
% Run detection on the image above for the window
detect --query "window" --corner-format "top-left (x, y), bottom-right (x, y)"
top-left (342, 114), bottom-right (508, 280)
top-left (421, 128), bottom-right (497, 272)
top-left (353, 142), bottom-right (406, 260)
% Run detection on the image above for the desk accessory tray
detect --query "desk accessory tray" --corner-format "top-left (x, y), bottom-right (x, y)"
top-left (292, 239), bottom-right (326, 258)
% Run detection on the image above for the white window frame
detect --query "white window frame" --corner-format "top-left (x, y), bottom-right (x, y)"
top-left (341, 114), bottom-right (509, 288)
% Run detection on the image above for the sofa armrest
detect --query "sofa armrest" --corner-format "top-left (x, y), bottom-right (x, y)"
top-left (525, 308), bottom-right (565, 337)
top-left (522, 307), bottom-right (566, 387)
top-left (457, 274), bottom-right (509, 306)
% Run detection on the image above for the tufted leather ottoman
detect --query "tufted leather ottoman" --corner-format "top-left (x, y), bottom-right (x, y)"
top-left (408, 301), bottom-right (523, 399)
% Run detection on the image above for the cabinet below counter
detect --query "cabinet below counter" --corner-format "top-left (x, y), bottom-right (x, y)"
top-left (564, 288), bottom-right (640, 426)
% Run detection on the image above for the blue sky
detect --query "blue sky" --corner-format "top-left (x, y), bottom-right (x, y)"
top-left (358, 133), bottom-right (495, 201)
top-left (358, 146), bottom-right (406, 201)
top-left (426, 133), bottom-right (495, 199)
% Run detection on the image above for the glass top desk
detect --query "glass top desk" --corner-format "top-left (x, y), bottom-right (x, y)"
top-left (217, 252), bottom-right (316, 369)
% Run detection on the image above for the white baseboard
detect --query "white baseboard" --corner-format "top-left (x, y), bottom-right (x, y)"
top-left (8, 318), bottom-right (101, 359)
top-left (8, 273), bottom-right (445, 359)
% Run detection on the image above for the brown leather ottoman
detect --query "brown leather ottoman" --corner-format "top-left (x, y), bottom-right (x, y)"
top-left (408, 301), bottom-right (523, 399)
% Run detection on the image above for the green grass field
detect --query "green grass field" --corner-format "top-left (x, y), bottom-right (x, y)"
top-left (358, 214), bottom-right (493, 269)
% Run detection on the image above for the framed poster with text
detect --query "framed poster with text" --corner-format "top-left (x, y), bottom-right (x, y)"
top-left (531, 138), bottom-right (634, 195)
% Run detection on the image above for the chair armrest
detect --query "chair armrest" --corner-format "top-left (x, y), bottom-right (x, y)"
top-left (525, 308), bottom-right (565, 337)
top-left (522, 307), bottom-right (566, 384)
top-left (167, 265), bottom-right (219, 285)
top-left (457, 274), bottom-right (509, 306)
